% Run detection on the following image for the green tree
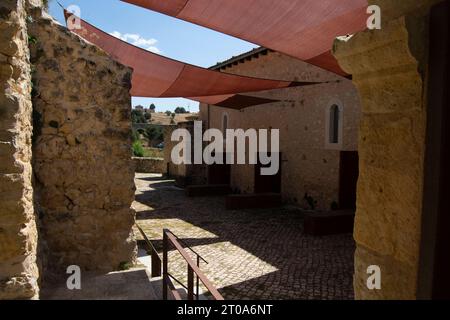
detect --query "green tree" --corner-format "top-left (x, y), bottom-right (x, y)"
top-left (131, 129), bottom-right (140, 143)
top-left (144, 126), bottom-right (163, 141)
top-left (149, 104), bottom-right (156, 111)
top-left (174, 107), bottom-right (188, 114)
top-left (131, 109), bottom-right (146, 124)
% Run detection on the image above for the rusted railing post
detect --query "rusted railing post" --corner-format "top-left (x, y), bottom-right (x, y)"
top-left (136, 224), bottom-right (162, 279)
top-left (161, 229), bottom-right (224, 301)
top-left (196, 255), bottom-right (200, 299)
top-left (152, 248), bottom-right (161, 278)
top-left (187, 265), bottom-right (194, 300)
top-left (163, 229), bottom-right (168, 300)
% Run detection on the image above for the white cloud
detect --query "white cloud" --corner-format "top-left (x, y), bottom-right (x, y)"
top-left (109, 31), bottom-right (162, 54)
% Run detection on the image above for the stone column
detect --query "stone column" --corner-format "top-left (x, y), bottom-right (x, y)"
top-left (0, 0), bottom-right (39, 299)
top-left (334, 0), bottom-right (443, 299)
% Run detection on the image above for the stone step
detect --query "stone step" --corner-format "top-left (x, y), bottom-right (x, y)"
top-left (40, 267), bottom-right (160, 300)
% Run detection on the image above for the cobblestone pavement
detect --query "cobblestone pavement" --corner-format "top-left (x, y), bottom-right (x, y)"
top-left (133, 173), bottom-right (355, 300)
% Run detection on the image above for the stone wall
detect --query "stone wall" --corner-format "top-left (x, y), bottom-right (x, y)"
top-left (164, 123), bottom-right (207, 186)
top-left (201, 52), bottom-right (361, 210)
top-left (0, 0), bottom-right (39, 299)
top-left (334, 0), bottom-right (443, 299)
top-left (29, 13), bottom-right (137, 272)
top-left (133, 157), bottom-right (165, 174)
top-left (164, 125), bottom-right (183, 178)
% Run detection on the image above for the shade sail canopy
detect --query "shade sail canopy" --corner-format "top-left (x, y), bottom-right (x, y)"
top-left (191, 94), bottom-right (280, 110)
top-left (122, 0), bottom-right (368, 76)
top-left (64, 11), bottom-right (318, 108)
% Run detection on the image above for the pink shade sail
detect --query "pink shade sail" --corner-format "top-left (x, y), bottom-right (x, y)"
top-left (122, 0), bottom-right (369, 76)
top-left (64, 11), bottom-right (318, 109)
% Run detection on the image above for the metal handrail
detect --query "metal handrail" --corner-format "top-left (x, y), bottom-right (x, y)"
top-left (166, 275), bottom-right (182, 300)
top-left (135, 225), bottom-right (222, 300)
top-left (135, 224), bottom-right (161, 278)
top-left (163, 229), bottom-right (224, 300)
top-left (168, 273), bottom-right (189, 291)
top-left (166, 231), bottom-right (208, 295)
top-left (136, 224), bottom-right (208, 265)
top-left (168, 231), bottom-right (208, 265)
top-left (136, 224), bottom-right (158, 253)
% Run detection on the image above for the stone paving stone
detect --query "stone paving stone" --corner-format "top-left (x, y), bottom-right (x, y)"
top-left (134, 173), bottom-right (355, 300)
top-left (41, 268), bottom-right (159, 300)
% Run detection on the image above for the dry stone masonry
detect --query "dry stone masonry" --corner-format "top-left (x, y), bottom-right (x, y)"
top-left (1, 0), bottom-right (137, 299)
top-left (0, 0), bottom-right (39, 300)
top-left (29, 12), bottom-right (137, 272)
top-left (133, 157), bottom-right (165, 174)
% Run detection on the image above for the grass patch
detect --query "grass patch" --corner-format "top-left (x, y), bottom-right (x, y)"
top-left (142, 147), bottom-right (163, 158)
top-left (132, 141), bottom-right (145, 157)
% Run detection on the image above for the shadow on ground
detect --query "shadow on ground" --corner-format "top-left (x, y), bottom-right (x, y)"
top-left (134, 173), bottom-right (355, 300)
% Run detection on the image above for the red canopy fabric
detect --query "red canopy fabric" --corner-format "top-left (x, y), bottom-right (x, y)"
top-left (122, 0), bottom-right (368, 76)
top-left (64, 11), bottom-right (317, 108)
top-left (191, 94), bottom-right (280, 110)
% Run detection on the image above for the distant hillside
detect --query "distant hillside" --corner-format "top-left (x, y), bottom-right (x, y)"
top-left (145, 112), bottom-right (199, 126)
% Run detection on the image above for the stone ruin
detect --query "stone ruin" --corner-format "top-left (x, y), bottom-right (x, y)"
top-left (0, 0), bottom-right (136, 299)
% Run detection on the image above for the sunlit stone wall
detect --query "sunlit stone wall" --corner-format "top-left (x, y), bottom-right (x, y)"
top-left (0, 0), bottom-right (39, 299)
top-left (29, 11), bottom-right (137, 273)
top-left (334, 0), bottom-right (443, 299)
top-left (201, 52), bottom-right (361, 210)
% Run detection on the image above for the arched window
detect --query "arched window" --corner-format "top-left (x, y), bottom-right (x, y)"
top-left (222, 113), bottom-right (229, 132)
top-left (329, 104), bottom-right (340, 144)
top-left (325, 100), bottom-right (343, 149)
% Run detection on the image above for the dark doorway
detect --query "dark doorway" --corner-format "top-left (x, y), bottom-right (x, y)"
top-left (207, 153), bottom-right (231, 185)
top-left (339, 151), bottom-right (359, 210)
top-left (418, 0), bottom-right (450, 300)
top-left (254, 153), bottom-right (282, 194)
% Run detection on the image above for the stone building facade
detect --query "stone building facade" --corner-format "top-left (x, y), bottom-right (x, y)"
top-left (0, 1), bottom-right (136, 299)
top-left (164, 123), bottom-right (207, 187)
top-left (199, 49), bottom-right (361, 210)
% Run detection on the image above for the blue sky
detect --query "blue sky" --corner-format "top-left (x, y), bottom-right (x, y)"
top-left (49, 0), bottom-right (257, 112)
